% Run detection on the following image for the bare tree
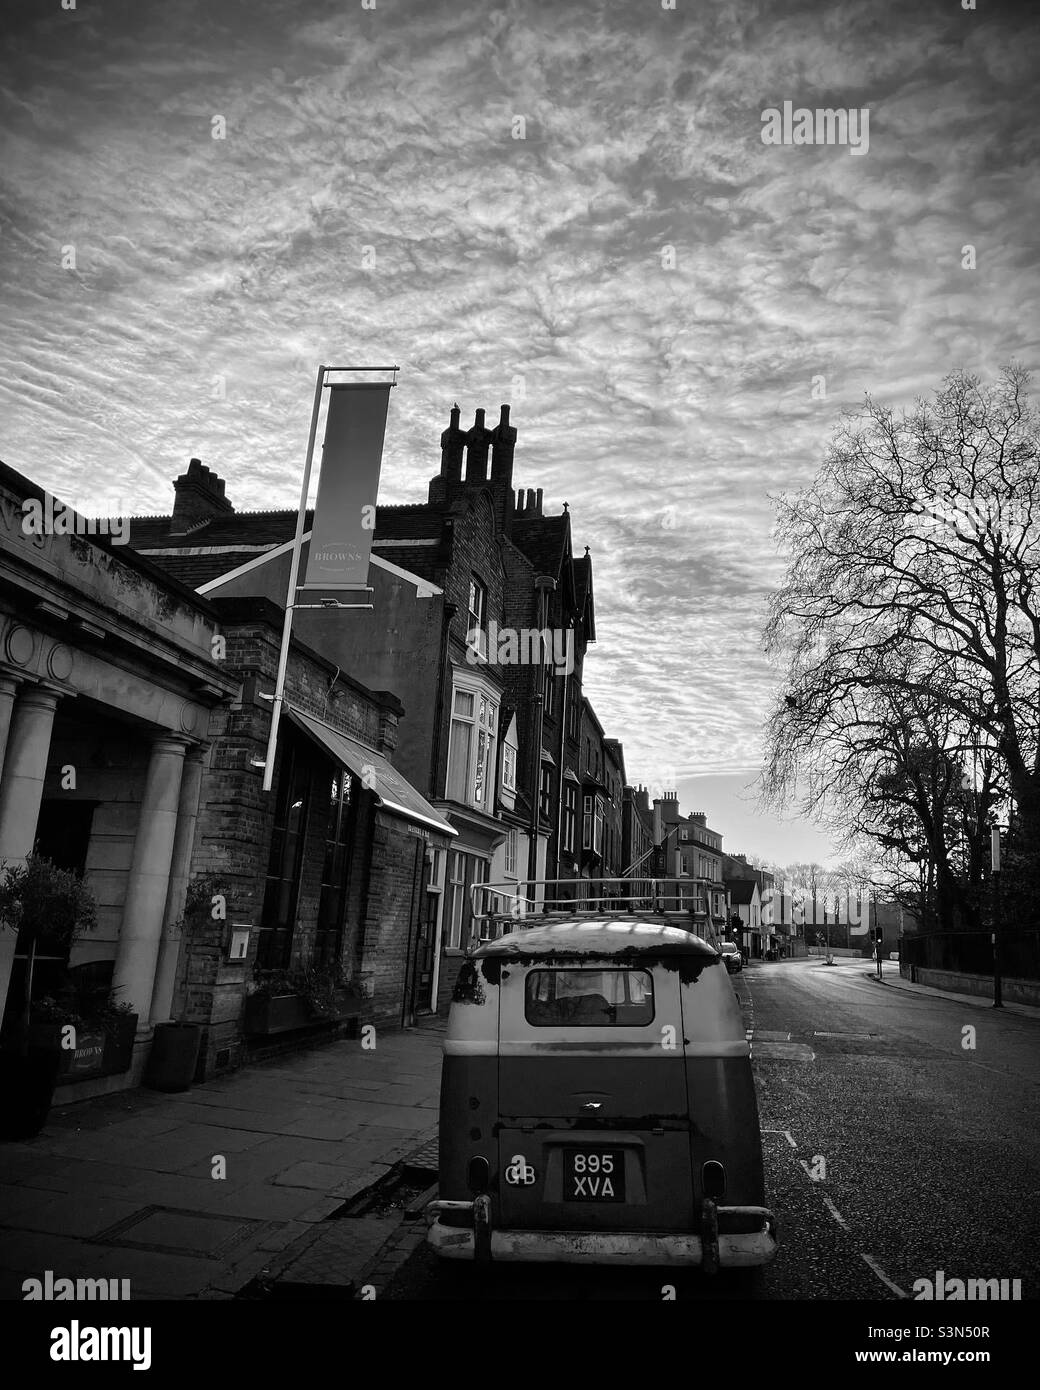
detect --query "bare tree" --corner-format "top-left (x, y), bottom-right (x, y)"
top-left (762, 364), bottom-right (1040, 920)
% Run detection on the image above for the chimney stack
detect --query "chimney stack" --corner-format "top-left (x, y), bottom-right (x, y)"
top-left (490, 403), bottom-right (517, 487)
top-left (430, 403), bottom-right (466, 504)
top-left (490, 403), bottom-right (519, 535)
top-left (170, 457), bottom-right (234, 535)
top-left (465, 408), bottom-right (492, 484)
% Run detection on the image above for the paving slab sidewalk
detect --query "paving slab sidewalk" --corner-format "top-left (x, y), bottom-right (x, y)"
top-left (865, 971), bottom-right (1040, 1019)
top-left (0, 1021), bottom-right (444, 1301)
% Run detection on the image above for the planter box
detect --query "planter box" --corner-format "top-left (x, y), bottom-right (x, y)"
top-left (28, 1015), bottom-right (138, 1081)
top-left (243, 989), bottom-right (362, 1036)
top-left (243, 993), bottom-right (312, 1036)
top-left (315, 987), bottom-right (363, 1022)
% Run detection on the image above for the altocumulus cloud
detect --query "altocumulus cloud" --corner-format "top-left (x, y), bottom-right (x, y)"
top-left (0, 0), bottom-right (1037, 798)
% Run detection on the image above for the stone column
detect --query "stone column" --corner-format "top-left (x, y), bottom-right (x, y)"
top-left (0, 683), bottom-right (61, 1029)
top-left (111, 735), bottom-right (189, 1029)
top-left (149, 742), bottom-right (207, 1024)
top-left (0, 674), bottom-right (23, 784)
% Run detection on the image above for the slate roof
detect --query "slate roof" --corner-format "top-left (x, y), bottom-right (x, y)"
top-left (511, 513), bottom-right (569, 578)
top-left (125, 502), bottom-right (446, 591)
top-left (727, 879), bottom-right (759, 905)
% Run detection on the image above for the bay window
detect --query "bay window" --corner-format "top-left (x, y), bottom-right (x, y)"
top-left (447, 680), bottom-right (498, 809)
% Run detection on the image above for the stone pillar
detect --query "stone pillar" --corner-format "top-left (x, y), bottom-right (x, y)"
top-left (149, 742), bottom-right (207, 1024)
top-left (0, 683), bottom-right (61, 1029)
top-left (112, 735), bottom-right (189, 1028)
top-left (0, 673), bottom-right (23, 784)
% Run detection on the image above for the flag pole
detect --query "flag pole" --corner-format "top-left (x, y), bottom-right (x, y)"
top-left (261, 364), bottom-right (327, 793)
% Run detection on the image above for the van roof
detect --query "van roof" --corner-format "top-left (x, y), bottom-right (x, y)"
top-left (472, 918), bottom-right (719, 960)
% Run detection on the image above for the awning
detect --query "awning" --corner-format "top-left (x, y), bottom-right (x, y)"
top-left (286, 707), bottom-right (457, 840)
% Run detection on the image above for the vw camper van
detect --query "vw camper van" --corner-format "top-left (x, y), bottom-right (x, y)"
top-left (426, 881), bottom-right (777, 1271)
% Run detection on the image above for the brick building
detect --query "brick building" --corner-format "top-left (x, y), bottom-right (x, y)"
top-left (0, 459), bottom-right (238, 1097)
top-left (127, 406), bottom-right (602, 1011)
top-left (0, 458), bottom-right (453, 1095)
top-left (652, 795), bottom-right (727, 935)
top-left (621, 784), bottom-right (654, 876)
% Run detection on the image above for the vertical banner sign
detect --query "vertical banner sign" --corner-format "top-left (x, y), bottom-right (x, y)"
top-left (301, 382), bottom-right (391, 591)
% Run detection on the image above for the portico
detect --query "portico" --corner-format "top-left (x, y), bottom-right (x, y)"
top-left (0, 460), bottom-right (237, 1088)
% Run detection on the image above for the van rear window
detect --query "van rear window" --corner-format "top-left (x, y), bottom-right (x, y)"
top-left (525, 969), bottom-right (654, 1027)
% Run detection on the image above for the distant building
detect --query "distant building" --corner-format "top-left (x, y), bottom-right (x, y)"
top-left (652, 795), bottom-right (727, 933)
top-left (621, 784), bottom-right (654, 877)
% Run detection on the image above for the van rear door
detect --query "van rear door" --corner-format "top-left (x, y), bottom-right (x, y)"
top-left (496, 962), bottom-right (694, 1232)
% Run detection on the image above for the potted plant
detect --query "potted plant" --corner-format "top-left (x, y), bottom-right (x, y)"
top-left (243, 968), bottom-right (310, 1035)
top-left (144, 876), bottom-right (219, 1092)
top-left (243, 963), bottom-right (362, 1036)
top-left (29, 971), bottom-right (139, 1081)
top-left (297, 963), bottom-right (362, 1023)
top-left (0, 853), bottom-right (98, 1139)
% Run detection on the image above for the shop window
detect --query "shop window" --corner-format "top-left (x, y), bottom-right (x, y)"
top-left (257, 740), bottom-right (314, 971)
top-left (313, 769), bottom-right (358, 969)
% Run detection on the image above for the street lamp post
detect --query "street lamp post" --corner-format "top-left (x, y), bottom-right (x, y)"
top-left (991, 824), bottom-right (1003, 1010)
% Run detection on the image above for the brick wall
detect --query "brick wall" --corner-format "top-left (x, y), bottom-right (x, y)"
top-left (177, 609), bottom-right (417, 1076)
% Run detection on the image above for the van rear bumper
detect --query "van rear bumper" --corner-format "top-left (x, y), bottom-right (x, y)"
top-left (425, 1203), bottom-right (777, 1267)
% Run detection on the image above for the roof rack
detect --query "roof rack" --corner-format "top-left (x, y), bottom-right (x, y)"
top-left (470, 878), bottom-right (725, 936)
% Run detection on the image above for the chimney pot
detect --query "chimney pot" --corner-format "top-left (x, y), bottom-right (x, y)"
top-left (171, 456), bottom-right (234, 534)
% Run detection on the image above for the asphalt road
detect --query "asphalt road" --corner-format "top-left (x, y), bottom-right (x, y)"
top-left (383, 958), bottom-right (1040, 1300)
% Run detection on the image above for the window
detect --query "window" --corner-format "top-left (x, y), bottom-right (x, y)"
top-left (680, 853), bottom-right (689, 876)
top-left (568, 688), bottom-right (580, 739)
top-left (539, 764), bottom-right (553, 819)
top-left (447, 851), bottom-right (466, 948)
top-left (525, 969), bottom-right (654, 1027)
top-left (502, 743), bottom-right (517, 792)
top-left (314, 768), bottom-right (358, 968)
top-left (447, 684), bottom-right (498, 808)
top-left (504, 828), bottom-right (518, 876)
top-left (563, 783), bottom-right (578, 853)
top-left (680, 828), bottom-right (689, 842)
top-left (581, 794), bottom-right (603, 853)
top-left (446, 851), bottom-right (488, 949)
top-left (543, 666), bottom-right (555, 718)
top-left (468, 575), bottom-right (487, 633)
top-left (258, 740), bottom-right (314, 970)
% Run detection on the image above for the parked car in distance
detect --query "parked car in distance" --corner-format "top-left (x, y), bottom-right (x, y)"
top-left (720, 941), bottom-right (742, 973)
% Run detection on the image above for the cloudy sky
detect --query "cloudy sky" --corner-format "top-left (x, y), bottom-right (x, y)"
top-left (2, 0), bottom-right (1038, 866)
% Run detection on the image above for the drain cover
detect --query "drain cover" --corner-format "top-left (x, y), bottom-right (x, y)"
top-left (90, 1206), bottom-right (265, 1259)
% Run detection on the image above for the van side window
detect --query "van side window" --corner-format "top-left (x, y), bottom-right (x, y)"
top-left (525, 969), bottom-right (654, 1027)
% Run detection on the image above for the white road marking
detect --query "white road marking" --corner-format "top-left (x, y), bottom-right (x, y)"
top-left (762, 1128), bottom-right (798, 1149)
top-left (813, 1031), bottom-right (878, 1040)
top-left (861, 1252), bottom-right (909, 1299)
top-left (822, 1197), bottom-right (848, 1229)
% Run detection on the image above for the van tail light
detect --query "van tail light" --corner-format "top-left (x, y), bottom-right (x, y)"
top-left (467, 1156), bottom-right (491, 1195)
top-left (702, 1160), bottom-right (726, 1201)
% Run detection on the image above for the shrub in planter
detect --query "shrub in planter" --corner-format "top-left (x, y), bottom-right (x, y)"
top-left (243, 964), bottom-right (361, 1035)
top-left (0, 854), bottom-right (99, 1138)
